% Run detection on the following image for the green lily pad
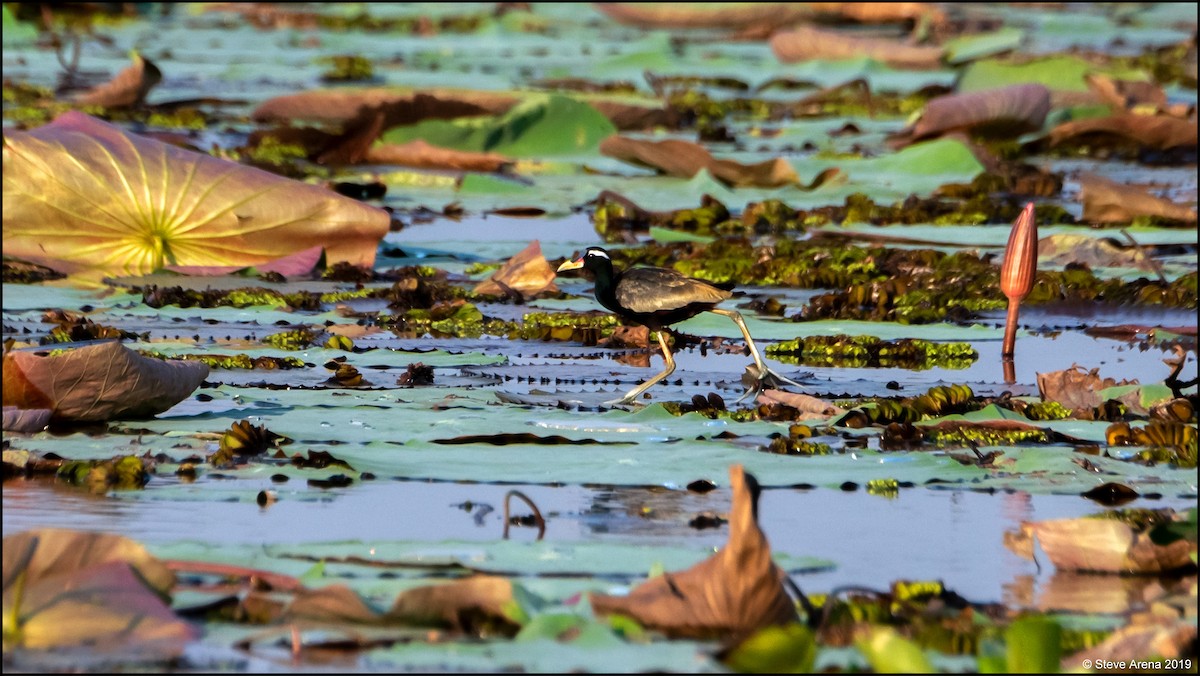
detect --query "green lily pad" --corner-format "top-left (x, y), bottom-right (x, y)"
top-left (381, 94), bottom-right (616, 157)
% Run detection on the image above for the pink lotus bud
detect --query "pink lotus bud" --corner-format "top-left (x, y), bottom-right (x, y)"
top-left (1000, 203), bottom-right (1038, 301)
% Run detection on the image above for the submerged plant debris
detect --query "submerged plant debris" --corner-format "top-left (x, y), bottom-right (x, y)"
top-left (1, 2), bottom-right (1197, 672)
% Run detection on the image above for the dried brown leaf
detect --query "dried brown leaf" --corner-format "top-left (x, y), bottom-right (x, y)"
top-left (589, 465), bottom-right (797, 640)
top-left (287, 584), bottom-right (386, 624)
top-left (388, 575), bottom-right (521, 634)
top-left (1048, 113), bottom-right (1198, 151)
top-left (1078, 173), bottom-right (1197, 225)
top-left (472, 240), bottom-right (559, 299)
top-left (1006, 517), bottom-right (1195, 574)
top-left (252, 90), bottom-right (517, 126)
top-left (74, 52), bottom-right (162, 108)
top-left (366, 139), bottom-right (514, 173)
top-left (756, 390), bottom-right (845, 419)
top-left (2, 341), bottom-right (208, 422)
top-left (600, 135), bottom-right (799, 188)
top-left (771, 26), bottom-right (943, 69)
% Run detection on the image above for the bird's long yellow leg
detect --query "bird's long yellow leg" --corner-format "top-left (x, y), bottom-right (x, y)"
top-left (606, 330), bottom-right (675, 406)
top-left (709, 308), bottom-right (803, 395)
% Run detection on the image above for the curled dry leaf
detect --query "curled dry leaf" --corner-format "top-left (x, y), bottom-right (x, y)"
top-left (756, 390), bottom-right (846, 419)
top-left (1036, 365), bottom-right (1127, 416)
top-left (903, 84), bottom-right (1051, 144)
top-left (73, 52), bottom-right (162, 108)
top-left (1048, 113), bottom-right (1198, 152)
top-left (1004, 515), bottom-right (1196, 574)
top-left (589, 464), bottom-right (797, 640)
top-left (1077, 173), bottom-right (1197, 225)
top-left (472, 240), bottom-right (559, 299)
top-left (770, 26), bottom-right (944, 69)
top-left (2, 341), bottom-right (209, 422)
top-left (366, 139), bottom-right (514, 173)
top-left (600, 135), bottom-right (800, 188)
top-left (2, 112), bottom-right (390, 277)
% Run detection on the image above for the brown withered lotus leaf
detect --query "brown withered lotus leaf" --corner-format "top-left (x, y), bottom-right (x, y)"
top-left (904, 84), bottom-right (1051, 143)
top-left (1078, 173), bottom-right (1197, 225)
top-left (2, 112), bottom-right (390, 277)
top-left (1004, 516), bottom-right (1195, 574)
top-left (473, 240), bottom-right (559, 299)
top-left (1036, 365), bottom-right (1126, 416)
top-left (367, 139), bottom-right (515, 173)
top-left (771, 26), bottom-right (944, 69)
top-left (600, 135), bottom-right (799, 188)
top-left (2, 341), bottom-right (208, 422)
top-left (589, 464), bottom-right (797, 640)
top-left (73, 52), bottom-right (162, 108)
top-left (1048, 113), bottom-right (1198, 151)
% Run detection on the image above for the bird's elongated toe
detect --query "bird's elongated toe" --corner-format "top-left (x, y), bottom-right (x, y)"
top-left (737, 364), bottom-right (804, 402)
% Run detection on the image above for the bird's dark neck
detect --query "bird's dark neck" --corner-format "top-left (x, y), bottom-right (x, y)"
top-left (590, 259), bottom-right (623, 315)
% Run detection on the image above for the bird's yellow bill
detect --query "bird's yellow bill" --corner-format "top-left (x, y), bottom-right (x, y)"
top-left (556, 258), bottom-right (584, 272)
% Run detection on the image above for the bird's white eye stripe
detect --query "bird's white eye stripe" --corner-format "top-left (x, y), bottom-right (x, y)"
top-left (587, 249), bottom-right (609, 259)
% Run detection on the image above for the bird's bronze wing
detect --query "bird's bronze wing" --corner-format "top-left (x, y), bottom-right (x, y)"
top-left (615, 267), bottom-right (731, 314)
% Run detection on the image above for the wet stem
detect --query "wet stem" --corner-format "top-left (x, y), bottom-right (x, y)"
top-left (1002, 297), bottom-right (1021, 358)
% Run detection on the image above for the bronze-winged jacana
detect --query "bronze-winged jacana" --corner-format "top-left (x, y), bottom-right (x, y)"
top-left (556, 246), bottom-right (800, 405)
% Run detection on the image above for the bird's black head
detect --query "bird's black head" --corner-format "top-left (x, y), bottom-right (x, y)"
top-left (556, 247), bottom-right (613, 275)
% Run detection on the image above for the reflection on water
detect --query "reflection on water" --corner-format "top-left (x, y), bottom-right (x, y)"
top-left (2, 477), bottom-right (1194, 608)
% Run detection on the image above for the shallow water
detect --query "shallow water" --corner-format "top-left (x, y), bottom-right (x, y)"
top-left (3, 475), bottom-right (1193, 607)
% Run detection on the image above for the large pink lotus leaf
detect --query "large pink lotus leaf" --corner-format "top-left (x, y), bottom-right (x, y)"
top-left (2, 112), bottom-right (390, 278)
top-left (2, 341), bottom-right (209, 422)
top-left (163, 244), bottom-right (326, 277)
